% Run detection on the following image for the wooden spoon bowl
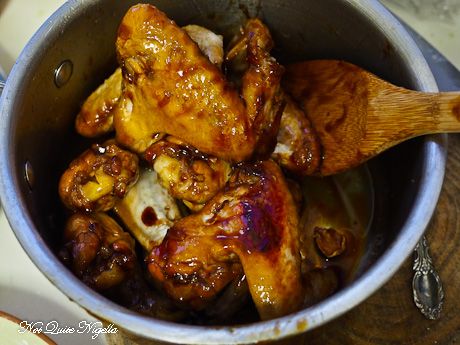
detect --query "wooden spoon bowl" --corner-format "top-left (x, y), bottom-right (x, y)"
top-left (284, 60), bottom-right (460, 176)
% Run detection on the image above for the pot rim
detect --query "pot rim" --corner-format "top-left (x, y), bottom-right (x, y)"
top-left (0, 0), bottom-right (447, 343)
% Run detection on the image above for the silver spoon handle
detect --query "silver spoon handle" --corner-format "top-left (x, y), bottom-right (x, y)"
top-left (412, 235), bottom-right (444, 320)
top-left (0, 69), bottom-right (4, 92)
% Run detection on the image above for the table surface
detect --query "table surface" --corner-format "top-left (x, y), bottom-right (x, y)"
top-left (0, 1), bottom-right (459, 344)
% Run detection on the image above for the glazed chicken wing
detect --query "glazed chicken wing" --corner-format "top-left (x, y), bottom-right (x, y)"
top-left (75, 68), bottom-right (122, 138)
top-left (115, 4), bottom-right (283, 161)
top-left (75, 24), bottom-right (224, 139)
top-left (272, 95), bottom-right (321, 175)
top-left (145, 137), bottom-right (231, 211)
top-left (227, 18), bottom-right (286, 158)
top-left (148, 223), bottom-right (243, 311)
top-left (226, 30), bottom-right (321, 174)
top-left (59, 140), bottom-right (139, 212)
top-left (60, 212), bottom-right (136, 290)
top-left (147, 160), bottom-right (303, 319)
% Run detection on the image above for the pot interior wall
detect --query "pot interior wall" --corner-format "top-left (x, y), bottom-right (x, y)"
top-left (10, 0), bottom-right (424, 314)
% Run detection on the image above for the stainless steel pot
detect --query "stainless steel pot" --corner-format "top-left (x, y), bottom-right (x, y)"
top-left (0, 0), bottom-right (447, 343)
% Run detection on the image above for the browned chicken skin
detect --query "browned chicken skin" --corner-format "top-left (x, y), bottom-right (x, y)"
top-left (272, 95), bottom-right (321, 175)
top-left (114, 4), bottom-right (283, 161)
top-left (59, 140), bottom-right (139, 212)
top-left (75, 24), bottom-right (224, 140)
top-left (114, 4), bottom-right (251, 158)
top-left (228, 18), bottom-right (285, 158)
top-left (147, 160), bottom-right (303, 319)
top-left (145, 137), bottom-right (231, 211)
top-left (61, 212), bottom-right (136, 290)
top-left (148, 231), bottom-right (243, 311)
top-left (75, 68), bottom-right (122, 138)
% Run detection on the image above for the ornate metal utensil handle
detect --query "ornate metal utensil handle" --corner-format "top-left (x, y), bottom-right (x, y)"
top-left (412, 235), bottom-right (444, 320)
top-left (0, 71), bottom-right (4, 93)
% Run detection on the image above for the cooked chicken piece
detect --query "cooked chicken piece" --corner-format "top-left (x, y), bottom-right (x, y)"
top-left (145, 137), bottom-right (231, 211)
top-left (313, 226), bottom-right (351, 258)
top-left (114, 168), bottom-right (182, 251)
top-left (115, 4), bottom-right (252, 158)
top-left (272, 95), bottom-right (321, 175)
top-left (60, 212), bottom-right (136, 290)
top-left (149, 240), bottom-right (242, 311)
top-left (183, 25), bottom-right (224, 68)
top-left (59, 140), bottom-right (139, 212)
top-left (75, 68), bottom-right (122, 138)
top-left (115, 5), bottom-right (283, 161)
top-left (147, 160), bottom-right (303, 319)
top-left (228, 18), bottom-right (285, 158)
top-left (75, 24), bottom-right (224, 139)
top-left (226, 30), bottom-right (321, 173)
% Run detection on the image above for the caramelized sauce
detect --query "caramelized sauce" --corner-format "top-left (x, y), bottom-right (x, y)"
top-left (141, 206), bottom-right (158, 226)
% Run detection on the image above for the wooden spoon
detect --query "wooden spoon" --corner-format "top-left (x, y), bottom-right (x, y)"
top-left (283, 60), bottom-right (460, 176)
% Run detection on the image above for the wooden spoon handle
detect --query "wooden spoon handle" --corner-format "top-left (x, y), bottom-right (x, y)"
top-left (367, 87), bottom-right (460, 142)
top-left (430, 92), bottom-right (460, 133)
top-left (367, 84), bottom-right (460, 134)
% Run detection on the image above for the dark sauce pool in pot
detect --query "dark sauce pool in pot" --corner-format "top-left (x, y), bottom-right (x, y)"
top-left (298, 165), bottom-right (373, 308)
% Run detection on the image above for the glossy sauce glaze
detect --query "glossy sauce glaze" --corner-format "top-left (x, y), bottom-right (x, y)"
top-left (141, 206), bottom-right (158, 226)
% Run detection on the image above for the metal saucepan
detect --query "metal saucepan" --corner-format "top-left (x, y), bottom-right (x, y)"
top-left (0, 0), bottom-right (447, 343)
